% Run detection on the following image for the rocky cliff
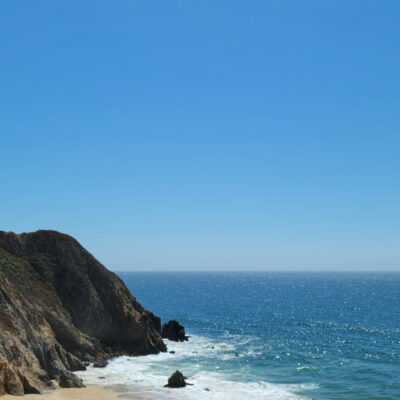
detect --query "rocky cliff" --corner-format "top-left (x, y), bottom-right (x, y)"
top-left (0, 230), bottom-right (166, 395)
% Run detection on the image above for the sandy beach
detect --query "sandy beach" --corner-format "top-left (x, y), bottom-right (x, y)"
top-left (3, 386), bottom-right (128, 400)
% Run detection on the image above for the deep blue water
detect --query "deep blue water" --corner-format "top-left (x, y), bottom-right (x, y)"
top-left (113, 272), bottom-right (399, 399)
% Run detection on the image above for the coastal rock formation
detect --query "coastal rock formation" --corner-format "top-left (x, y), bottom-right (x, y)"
top-left (161, 320), bottom-right (188, 342)
top-left (93, 360), bottom-right (108, 368)
top-left (0, 230), bottom-right (166, 395)
top-left (58, 370), bottom-right (85, 388)
top-left (165, 370), bottom-right (186, 388)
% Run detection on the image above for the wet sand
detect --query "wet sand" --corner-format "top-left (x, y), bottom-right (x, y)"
top-left (3, 386), bottom-right (130, 400)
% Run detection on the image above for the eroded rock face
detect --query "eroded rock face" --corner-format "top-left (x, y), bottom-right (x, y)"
top-left (0, 230), bottom-right (166, 395)
top-left (161, 320), bottom-right (188, 342)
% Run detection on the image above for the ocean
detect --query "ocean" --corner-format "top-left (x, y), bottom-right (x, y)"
top-left (77, 272), bottom-right (400, 400)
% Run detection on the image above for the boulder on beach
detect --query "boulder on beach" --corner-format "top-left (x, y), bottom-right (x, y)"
top-left (165, 370), bottom-right (186, 388)
top-left (161, 320), bottom-right (188, 342)
top-left (93, 360), bottom-right (108, 368)
top-left (59, 370), bottom-right (85, 388)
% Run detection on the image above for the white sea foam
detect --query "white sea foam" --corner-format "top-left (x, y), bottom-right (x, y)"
top-left (77, 335), bottom-right (313, 400)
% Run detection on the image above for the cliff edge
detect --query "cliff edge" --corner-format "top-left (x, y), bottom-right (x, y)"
top-left (0, 230), bottom-right (166, 395)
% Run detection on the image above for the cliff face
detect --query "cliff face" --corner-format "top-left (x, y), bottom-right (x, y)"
top-left (0, 230), bottom-right (166, 395)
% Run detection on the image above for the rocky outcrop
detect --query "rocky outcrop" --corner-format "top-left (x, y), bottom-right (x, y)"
top-left (93, 360), bottom-right (108, 368)
top-left (165, 370), bottom-right (186, 388)
top-left (58, 370), bottom-right (85, 388)
top-left (0, 230), bottom-right (166, 395)
top-left (161, 320), bottom-right (188, 342)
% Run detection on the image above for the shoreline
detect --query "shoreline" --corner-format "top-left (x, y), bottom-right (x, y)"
top-left (3, 386), bottom-right (131, 400)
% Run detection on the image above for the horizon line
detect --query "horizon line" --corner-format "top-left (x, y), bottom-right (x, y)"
top-left (111, 269), bottom-right (400, 273)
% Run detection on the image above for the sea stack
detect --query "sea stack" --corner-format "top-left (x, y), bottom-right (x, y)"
top-left (161, 320), bottom-right (188, 342)
top-left (165, 370), bottom-right (186, 388)
top-left (0, 230), bottom-right (166, 395)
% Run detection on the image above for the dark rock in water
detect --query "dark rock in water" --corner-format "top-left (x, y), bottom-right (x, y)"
top-left (93, 360), bottom-right (108, 368)
top-left (59, 370), bottom-right (85, 388)
top-left (165, 370), bottom-right (186, 388)
top-left (0, 230), bottom-right (167, 395)
top-left (169, 351), bottom-right (175, 354)
top-left (161, 320), bottom-right (188, 342)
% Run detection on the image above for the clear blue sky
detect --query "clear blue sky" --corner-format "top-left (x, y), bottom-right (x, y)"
top-left (1, 1), bottom-right (399, 271)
